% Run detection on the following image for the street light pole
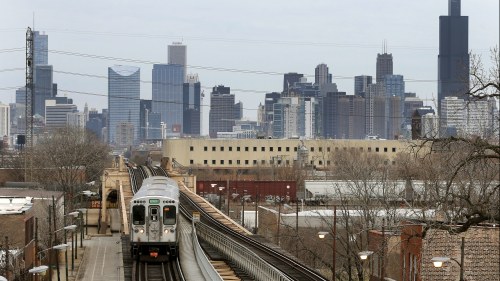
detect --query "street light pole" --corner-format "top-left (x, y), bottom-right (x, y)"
top-left (218, 186), bottom-right (224, 210)
top-left (332, 205), bottom-right (336, 281)
top-left (459, 237), bottom-right (464, 281)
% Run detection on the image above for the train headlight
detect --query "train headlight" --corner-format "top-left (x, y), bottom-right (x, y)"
top-left (164, 228), bottom-right (175, 234)
top-left (134, 227), bottom-right (145, 234)
top-left (139, 228), bottom-right (145, 234)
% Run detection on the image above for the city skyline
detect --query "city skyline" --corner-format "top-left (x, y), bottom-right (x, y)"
top-left (0, 1), bottom-right (498, 135)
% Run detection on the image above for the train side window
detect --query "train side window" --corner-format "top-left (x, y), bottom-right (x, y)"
top-left (163, 206), bottom-right (177, 225)
top-left (132, 205), bottom-right (145, 225)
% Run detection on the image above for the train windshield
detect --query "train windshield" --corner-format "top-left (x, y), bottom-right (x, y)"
top-left (132, 205), bottom-right (145, 225)
top-left (163, 206), bottom-right (176, 225)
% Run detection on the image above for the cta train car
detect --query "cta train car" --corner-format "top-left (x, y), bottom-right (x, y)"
top-left (130, 176), bottom-right (180, 261)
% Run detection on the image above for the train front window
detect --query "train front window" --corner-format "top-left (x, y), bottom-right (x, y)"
top-left (132, 205), bottom-right (145, 225)
top-left (163, 206), bottom-right (176, 225)
top-left (150, 206), bottom-right (159, 221)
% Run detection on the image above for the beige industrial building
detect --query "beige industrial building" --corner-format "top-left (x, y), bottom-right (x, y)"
top-left (162, 138), bottom-right (418, 169)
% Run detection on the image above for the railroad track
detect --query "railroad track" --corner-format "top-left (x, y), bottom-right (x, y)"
top-left (179, 189), bottom-right (328, 281)
top-left (128, 165), bottom-right (169, 194)
top-left (133, 261), bottom-right (184, 281)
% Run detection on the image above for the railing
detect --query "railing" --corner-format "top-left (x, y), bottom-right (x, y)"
top-left (191, 222), bottom-right (224, 281)
top-left (195, 222), bottom-right (292, 281)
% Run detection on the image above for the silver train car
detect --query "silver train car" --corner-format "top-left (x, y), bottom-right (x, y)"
top-left (130, 176), bottom-right (180, 261)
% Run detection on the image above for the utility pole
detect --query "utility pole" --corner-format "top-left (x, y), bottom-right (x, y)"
top-left (25, 27), bottom-right (34, 182)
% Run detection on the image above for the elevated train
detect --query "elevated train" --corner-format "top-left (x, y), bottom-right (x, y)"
top-left (130, 176), bottom-right (180, 261)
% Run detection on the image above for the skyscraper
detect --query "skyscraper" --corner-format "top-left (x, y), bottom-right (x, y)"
top-left (108, 65), bottom-right (140, 146)
top-left (182, 74), bottom-right (201, 136)
top-left (440, 96), bottom-right (465, 137)
top-left (315, 64), bottom-right (332, 86)
top-left (33, 31), bottom-right (48, 66)
top-left (34, 65), bottom-right (54, 116)
top-left (152, 64), bottom-right (184, 136)
top-left (168, 42), bottom-right (187, 80)
top-left (385, 75), bottom-right (405, 139)
top-left (283, 73), bottom-right (304, 94)
top-left (0, 103), bottom-right (10, 144)
top-left (323, 91), bottom-right (347, 139)
top-left (376, 52), bottom-right (393, 83)
top-left (438, 0), bottom-right (469, 114)
top-left (209, 85), bottom-right (234, 138)
top-left (354, 75), bottom-right (372, 96)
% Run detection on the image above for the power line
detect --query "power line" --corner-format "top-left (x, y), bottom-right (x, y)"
top-left (40, 28), bottom-right (440, 51)
top-left (48, 49), bottom-right (442, 83)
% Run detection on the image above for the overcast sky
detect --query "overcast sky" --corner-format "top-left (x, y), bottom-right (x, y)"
top-left (1, 0), bottom-right (498, 135)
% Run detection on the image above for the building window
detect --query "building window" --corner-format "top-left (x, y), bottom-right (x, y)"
top-left (384, 147), bottom-right (388, 152)
top-left (376, 147), bottom-right (380, 152)
top-left (368, 147), bottom-right (372, 152)
top-left (286, 147), bottom-right (290, 152)
top-left (204, 160), bottom-right (208, 164)
top-left (392, 147), bottom-right (396, 152)
top-left (278, 147), bottom-right (282, 152)
top-left (286, 160), bottom-right (290, 165)
top-left (335, 147), bottom-right (339, 151)
top-left (359, 147), bottom-right (363, 151)
top-left (261, 147), bottom-right (265, 152)
top-left (229, 160), bottom-right (232, 165)
top-left (253, 147), bottom-right (257, 152)
top-left (311, 147), bottom-right (315, 152)
top-left (253, 160), bottom-right (257, 165)
top-left (327, 160), bottom-right (331, 166)
top-left (245, 147), bottom-right (249, 152)
top-left (212, 146), bottom-right (216, 151)
top-left (190, 160), bottom-right (194, 164)
top-left (204, 146), bottom-right (208, 151)
top-left (245, 160), bottom-right (249, 165)
top-left (310, 160), bottom-right (314, 165)
top-left (319, 160), bottom-right (323, 165)
top-left (237, 160), bottom-right (240, 165)
top-left (319, 147), bottom-right (322, 152)
top-left (190, 146), bottom-right (194, 151)
top-left (261, 160), bottom-right (266, 165)
top-left (277, 159), bottom-right (282, 165)
top-left (327, 147), bottom-right (331, 152)
top-left (228, 146), bottom-right (232, 151)
top-left (270, 147), bottom-right (274, 152)
top-left (237, 146), bottom-right (241, 151)
top-left (343, 147), bottom-right (347, 151)
top-left (221, 146), bottom-right (224, 151)
top-left (220, 160), bottom-right (224, 165)
top-left (294, 147), bottom-right (298, 152)
top-left (212, 160), bottom-right (216, 165)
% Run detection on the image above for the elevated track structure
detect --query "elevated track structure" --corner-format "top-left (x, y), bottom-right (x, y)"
top-left (107, 158), bottom-right (327, 281)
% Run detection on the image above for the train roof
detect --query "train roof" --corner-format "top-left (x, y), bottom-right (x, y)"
top-left (132, 176), bottom-right (180, 200)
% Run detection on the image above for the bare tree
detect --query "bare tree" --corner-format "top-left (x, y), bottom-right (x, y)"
top-left (30, 127), bottom-right (110, 207)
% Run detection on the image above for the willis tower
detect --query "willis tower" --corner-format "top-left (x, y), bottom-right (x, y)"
top-left (438, 0), bottom-right (469, 114)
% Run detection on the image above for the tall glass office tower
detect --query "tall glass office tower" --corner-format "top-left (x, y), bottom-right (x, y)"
top-left (152, 64), bottom-right (184, 136)
top-left (108, 65), bottom-right (140, 146)
top-left (34, 31), bottom-right (48, 66)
